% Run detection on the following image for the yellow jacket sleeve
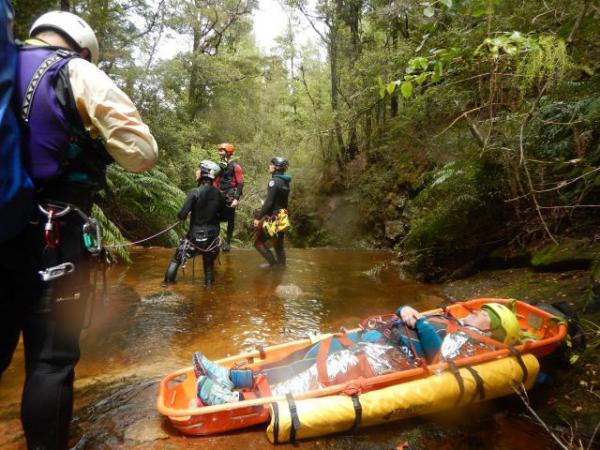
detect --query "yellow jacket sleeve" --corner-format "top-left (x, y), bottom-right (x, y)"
top-left (67, 58), bottom-right (158, 172)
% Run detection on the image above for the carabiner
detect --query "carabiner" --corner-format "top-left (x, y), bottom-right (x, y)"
top-left (38, 262), bottom-right (75, 282)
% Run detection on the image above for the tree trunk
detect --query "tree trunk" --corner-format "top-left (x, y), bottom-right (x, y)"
top-left (189, 23), bottom-right (201, 120)
top-left (329, 9), bottom-right (345, 158)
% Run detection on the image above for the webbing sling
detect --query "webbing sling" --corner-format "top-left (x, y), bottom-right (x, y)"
top-left (463, 366), bottom-right (486, 402)
top-left (446, 360), bottom-right (465, 406)
top-left (316, 333), bottom-right (355, 386)
top-left (286, 393), bottom-right (301, 443)
top-left (271, 401), bottom-right (280, 445)
top-left (507, 345), bottom-right (528, 384)
top-left (349, 394), bottom-right (363, 432)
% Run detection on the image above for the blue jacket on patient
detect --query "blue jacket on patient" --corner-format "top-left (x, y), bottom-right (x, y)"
top-left (302, 306), bottom-right (446, 362)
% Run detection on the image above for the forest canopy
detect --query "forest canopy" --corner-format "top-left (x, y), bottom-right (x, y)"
top-left (13, 0), bottom-right (600, 281)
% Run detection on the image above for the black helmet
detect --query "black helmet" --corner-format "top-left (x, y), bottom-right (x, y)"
top-left (271, 156), bottom-right (289, 172)
top-left (198, 160), bottom-right (221, 180)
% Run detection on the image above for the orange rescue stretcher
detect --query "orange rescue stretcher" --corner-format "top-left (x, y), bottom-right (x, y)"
top-left (156, 298), bottom-right (568, 441)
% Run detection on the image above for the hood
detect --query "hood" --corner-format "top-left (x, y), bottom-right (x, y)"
top-left (273, 174), bottom-right (292, 183)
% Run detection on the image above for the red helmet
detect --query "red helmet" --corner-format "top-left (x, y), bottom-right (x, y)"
top-left (218, 143), bottom-right (235, 155)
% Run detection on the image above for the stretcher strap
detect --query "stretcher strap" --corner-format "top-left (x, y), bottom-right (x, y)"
top-left (447, 360), bottom-right (465, 406)
top-left (316, 333), bottom-right (354, 386)
top-left (286, 393), bottom-right (301, 443)
top-left (271, 401), bottom-right (280, 445)
top-left (349, 394), bottom-right (363, 432)
top-left (403, 322), bottom-right (427, 369)
top-left (507, 346), bottom-right (528, 384)
top-left (463, 366), bottom-right (486, 402)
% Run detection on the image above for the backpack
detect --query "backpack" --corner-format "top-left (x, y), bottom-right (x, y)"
top-left (0, 0), bottom-right (34, 243)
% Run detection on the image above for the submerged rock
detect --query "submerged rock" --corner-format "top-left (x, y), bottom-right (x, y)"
top-left (140, 292), bottom-right (184, 305)
top-left (275, 284), bottom-right (304, 300)
top-left (124, 417), bottom-right (168, 442)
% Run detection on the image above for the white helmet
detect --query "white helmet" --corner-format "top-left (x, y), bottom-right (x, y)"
top-left (199, 160), bottom-right (221, 180)
top-left (30, 11), bottom-right (99, 64)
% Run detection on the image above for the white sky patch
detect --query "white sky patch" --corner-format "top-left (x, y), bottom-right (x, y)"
top-left (253, 0), bottom-right (324, 56)
top-left (253, 0), bottom-right (287, 53)
top-left (130, 0), bottom-right (325, 62)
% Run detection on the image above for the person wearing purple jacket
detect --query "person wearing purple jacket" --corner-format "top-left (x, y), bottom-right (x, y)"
top-left (0, 10), bottom-right (157, 450)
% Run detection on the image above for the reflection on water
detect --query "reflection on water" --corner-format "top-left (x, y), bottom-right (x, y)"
top-left (0, 248), bottom-right (553, 449)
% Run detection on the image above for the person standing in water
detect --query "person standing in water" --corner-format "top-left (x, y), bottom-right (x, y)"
top-left (213, 143), bottom-right (243, 252)
top-left (253, 156), bottom-right (291, 266)
top-left (163, 160), bottom-right (225, 287)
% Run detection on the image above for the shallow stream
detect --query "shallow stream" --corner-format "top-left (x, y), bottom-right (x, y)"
top-left (0, 248), bottom-right (556, 449)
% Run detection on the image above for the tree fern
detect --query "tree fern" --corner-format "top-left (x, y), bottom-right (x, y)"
top-left (91, 203), bottom-right (131, 263)
top-left (514, 35), bottom-right (569, 97)
top-left (100, 166), bottom-right (187, 248)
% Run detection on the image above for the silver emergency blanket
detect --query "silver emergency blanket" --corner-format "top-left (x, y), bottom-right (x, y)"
top-left (440, 331), bottom-right (470, 360)
top-left (270, 342), bottom-right (415, 397)
top-left (440, 331), bottom-right (496, 361)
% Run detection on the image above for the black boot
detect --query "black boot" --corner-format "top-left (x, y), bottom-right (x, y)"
top-left (256, 245), bottom-right (277, 266)
top-left (274, 243), bottom-right (286, 266)
top-left (223, 220), bottom-right (234, 252)
top-left (163, 261), bottom-right (180, 286)
top-left (203, 254), bottom-right (215, 286)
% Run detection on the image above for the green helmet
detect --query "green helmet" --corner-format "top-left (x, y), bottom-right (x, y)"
top-left (481, 303), bottom-right (521, 345)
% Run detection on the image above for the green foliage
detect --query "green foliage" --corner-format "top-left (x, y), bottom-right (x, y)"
top-left (91, 203), bottom-right (131, 263)
top-left (100, 167), bottom-right (186, 247)
top-left (13, 0), bottom-right (600, 276)
top-left (403, 158), bottom-right (507, 281)
top-left (530, 96), bottom-right (600, 161)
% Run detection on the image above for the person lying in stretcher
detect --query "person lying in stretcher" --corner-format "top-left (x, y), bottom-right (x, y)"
top-left (194, 303), bottom-right (521, 406)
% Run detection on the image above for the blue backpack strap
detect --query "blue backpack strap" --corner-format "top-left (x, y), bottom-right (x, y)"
top-left (0, 0), bottom-right (34, 242)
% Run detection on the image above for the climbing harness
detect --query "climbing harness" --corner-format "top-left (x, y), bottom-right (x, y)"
top-left (171, 235), bottom-right (223, 281)
top-left (37, 202), bottom-right (109, 329)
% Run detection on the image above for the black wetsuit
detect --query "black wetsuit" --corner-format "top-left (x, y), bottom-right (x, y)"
top-left (216, 160), bottom-right (243, 249)
top-left (254, 174), bottom-right (291, 265)
top-left (0, 211), bottom-right (92, 450)
top-left (164, 181), bottom-right (226, 285)
top-left (0, 21), bottom-right (112, 450)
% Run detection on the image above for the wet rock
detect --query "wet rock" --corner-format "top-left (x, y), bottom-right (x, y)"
top-left (481, 246), bottom-right (531, 270)
top-left (124, 417), bottom-right (168, 442)
top-left (275, 284), bottom-right (304, 300)
top-left (531, 238), bottom-right (600, 272)
top-left (385, 220), bottom-right (407, 241)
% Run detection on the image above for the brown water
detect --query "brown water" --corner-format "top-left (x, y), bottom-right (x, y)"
top-left (0, 248), bottom-right (557, 449)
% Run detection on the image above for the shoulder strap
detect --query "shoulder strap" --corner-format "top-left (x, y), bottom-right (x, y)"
top-left (21, 48), bottom-right (77, 123)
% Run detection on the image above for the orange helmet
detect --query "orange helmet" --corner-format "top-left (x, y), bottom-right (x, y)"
top-left (218, 143), bottom-right (235, 155)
